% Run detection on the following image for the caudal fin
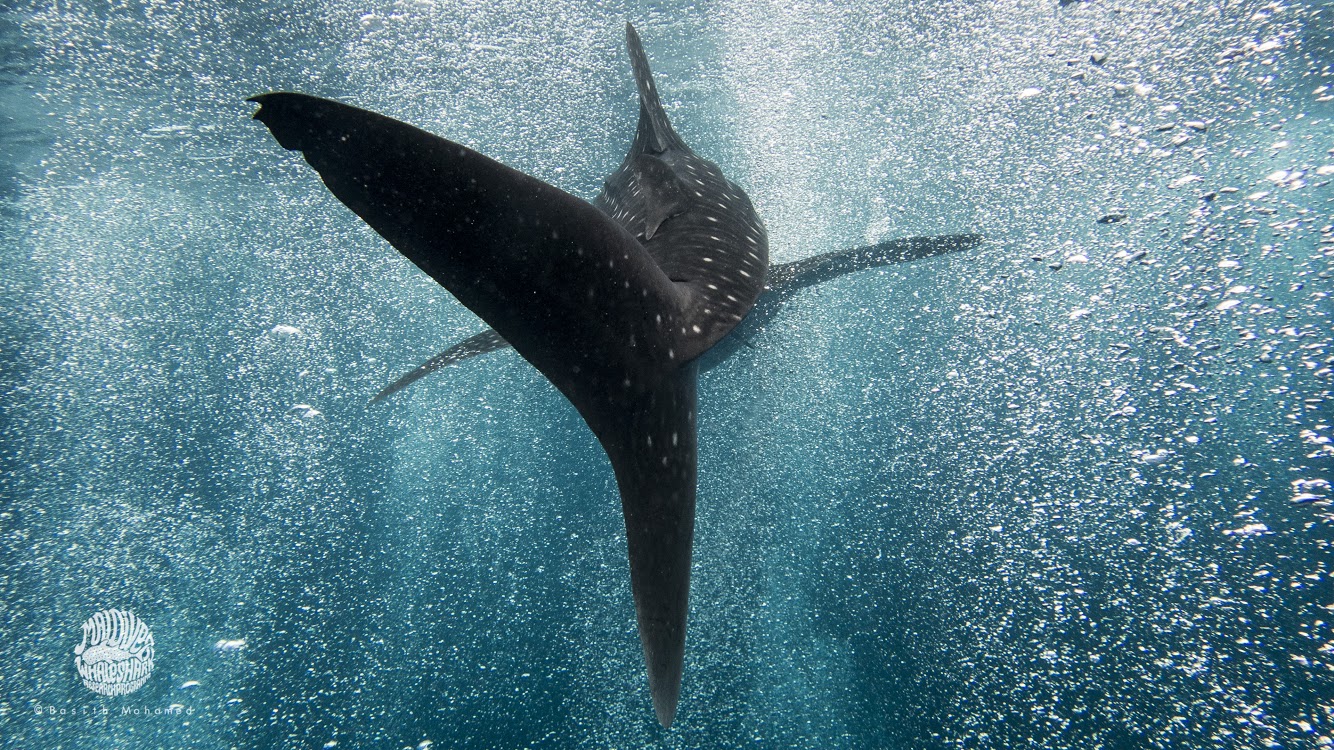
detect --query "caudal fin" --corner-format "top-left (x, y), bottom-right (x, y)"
top-left (250, 90), bottom-right (701, 728)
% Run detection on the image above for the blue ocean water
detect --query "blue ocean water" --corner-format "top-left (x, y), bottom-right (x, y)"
top-left (1, 0), bottom-right (1330, 747)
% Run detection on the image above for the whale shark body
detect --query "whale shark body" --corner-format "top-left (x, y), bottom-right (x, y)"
top-left (250, 23), bottom-right (977, 727)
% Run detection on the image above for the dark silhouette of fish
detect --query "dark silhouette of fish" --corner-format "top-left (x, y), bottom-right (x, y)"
top-left (249, 23), bottom-right (978, 726)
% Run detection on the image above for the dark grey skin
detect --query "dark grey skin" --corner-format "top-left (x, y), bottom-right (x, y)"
top-left (371, 233), bottom-right (982, 403)
top-left (251, 23), bottom-right (766, 727)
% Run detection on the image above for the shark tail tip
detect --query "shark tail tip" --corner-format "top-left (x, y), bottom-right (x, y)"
top-left (653, 692), bottom-right (679, 729)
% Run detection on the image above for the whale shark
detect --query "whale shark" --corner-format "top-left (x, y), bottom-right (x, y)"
top-left (249, 23), bottom-right (977, 727)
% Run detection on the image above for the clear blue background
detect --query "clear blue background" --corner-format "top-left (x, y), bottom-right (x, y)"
top-left (1, 0), bottom-right (1330, 747)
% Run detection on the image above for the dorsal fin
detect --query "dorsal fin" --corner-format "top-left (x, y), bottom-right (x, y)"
top-left (626, 23), bottom-right (687, 155)
top-left (632, 154), bottom-right (688, 241)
